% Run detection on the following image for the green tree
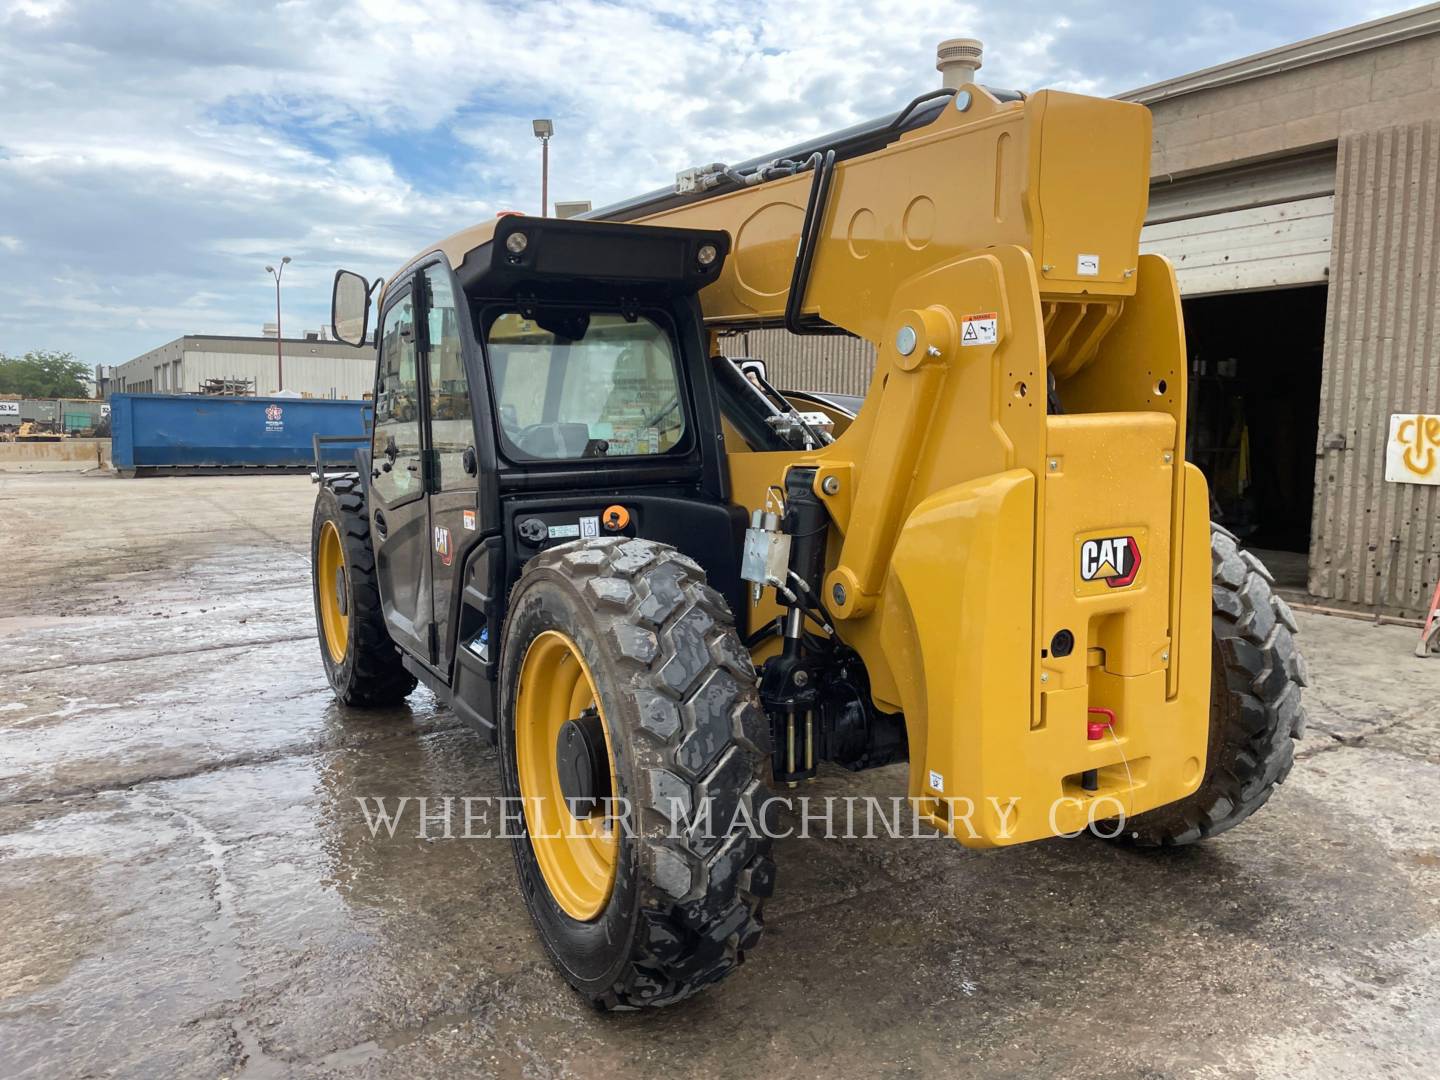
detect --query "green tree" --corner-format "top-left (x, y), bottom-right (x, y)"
top-left (0, 350), bottom-right (93, 398)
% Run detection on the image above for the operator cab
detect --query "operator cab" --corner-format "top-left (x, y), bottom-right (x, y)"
top-left (329, 216), bottom-right (746, 733)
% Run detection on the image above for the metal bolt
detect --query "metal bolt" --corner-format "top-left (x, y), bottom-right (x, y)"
top-left (1047, 459), bottom-right (1059, 471)
top-left (832, 582), bottom-right (847, 606)
top-left (1161, 651), bottom-right (1170, 663)
top-left (793, 670), bottom-right (810, 687)
top-left (895, 325), bottom-right (918, 356)
top-left (927, 345), bottom-right (942, 358)
top-left (1163, 452), bottom-right (1173, 464)
top-left (1042, 264), bottom-right (1054, 273)
top-left (1040, 672), bottom-right (1049, 683)
top-left (821, 475), bottom-right (840, 495)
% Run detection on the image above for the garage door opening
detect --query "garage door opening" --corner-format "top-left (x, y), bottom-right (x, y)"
top-left (1184, 285), bottom-right (1326, 590)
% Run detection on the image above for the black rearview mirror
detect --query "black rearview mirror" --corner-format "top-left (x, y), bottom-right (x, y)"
top-left (331, 269), bottom-right (371, 347)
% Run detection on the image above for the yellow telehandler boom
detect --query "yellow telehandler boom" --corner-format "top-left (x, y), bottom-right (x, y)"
top-left (618, 81), bottom-right (1203, 845)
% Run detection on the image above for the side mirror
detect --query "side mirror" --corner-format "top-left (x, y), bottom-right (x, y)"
top-left (331, 269), bottom-right (371, 346)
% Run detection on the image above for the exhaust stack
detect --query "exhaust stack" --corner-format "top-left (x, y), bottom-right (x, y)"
top-left (936, 37), bottom-right (983, 88)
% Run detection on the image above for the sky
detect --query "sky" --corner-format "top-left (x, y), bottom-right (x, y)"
top-left (0, 0), bottom-right (1402, 370)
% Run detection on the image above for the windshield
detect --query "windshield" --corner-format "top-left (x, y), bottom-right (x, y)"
top-left (485, 311), bottom-right (685, 460)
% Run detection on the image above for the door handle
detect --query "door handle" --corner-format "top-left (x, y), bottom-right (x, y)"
top-left (373, 510), bottom-right (387, 538)
top-left (406, 462), bottom-right (420, 473)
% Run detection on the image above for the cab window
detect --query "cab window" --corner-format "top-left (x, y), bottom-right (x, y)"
top-left (371, 290), bottom-right (421, 502)
top-left (423, 267), bottom-right (473, 491)
top-left (485, 311), bottom-right (684, 460)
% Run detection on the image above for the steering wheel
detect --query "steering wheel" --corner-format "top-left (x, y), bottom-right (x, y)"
top-left (642, 396), bottom-right (680, 428)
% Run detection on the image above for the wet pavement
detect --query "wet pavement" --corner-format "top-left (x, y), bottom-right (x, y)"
top-left (1, 471), bottom-right (1438, 1079)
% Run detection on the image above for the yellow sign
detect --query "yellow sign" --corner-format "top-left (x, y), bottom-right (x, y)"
top-left (1386, 414), bottom-right (1440, 485)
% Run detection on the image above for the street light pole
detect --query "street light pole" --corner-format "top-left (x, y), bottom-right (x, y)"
top-left (532, 119), bottom-right (554, 217)
top-left (264, 256), bottom-right (291, 392)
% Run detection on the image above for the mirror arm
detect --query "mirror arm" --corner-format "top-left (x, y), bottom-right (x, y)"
top-left (369, 277), bottom-right (385, 347)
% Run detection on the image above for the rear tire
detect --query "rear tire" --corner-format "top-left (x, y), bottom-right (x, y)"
top-left (498, 537), bottom-right (775, 1009)
top-left (1113, 524), bottom-right (1308, 847)
top-left (310, 477), bottom-right (416, 707)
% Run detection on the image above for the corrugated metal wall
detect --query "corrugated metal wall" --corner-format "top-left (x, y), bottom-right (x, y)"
top-left (718, 328), bottom-right (877, 396)
top-left (1310, 119), bottom-right (1440, 613)
top-left (183, 349), bottom-right (374, 399)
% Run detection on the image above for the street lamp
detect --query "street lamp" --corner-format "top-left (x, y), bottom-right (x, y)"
top-left (532, 118), bottom-right (553, 217)
top-left (264, 256), bottom-right (291, 392)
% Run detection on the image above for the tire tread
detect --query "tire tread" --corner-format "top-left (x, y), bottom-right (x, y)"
top-left (1117, 526), bottom-right (1307, 847)
top-left (516, 537), bottom-right (773, 1010)
top-left (312, 478), bottom-right (416, 706)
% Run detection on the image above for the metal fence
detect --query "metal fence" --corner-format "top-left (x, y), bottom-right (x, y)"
top-left (0, 396), bottom-right (109, 434)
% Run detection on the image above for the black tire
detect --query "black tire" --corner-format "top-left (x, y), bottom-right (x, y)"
top-left (310, 477), bottom-right (417, 706)
top-left (1114, 524), bottom-right (1308, 847)
top-left (498, 537), bottom-right (775, 1009)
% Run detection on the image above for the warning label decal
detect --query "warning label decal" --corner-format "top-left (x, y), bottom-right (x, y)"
top-left (961, 312), bottom-right (997, 347)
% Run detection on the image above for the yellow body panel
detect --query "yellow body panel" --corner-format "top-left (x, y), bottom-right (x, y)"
top-left (642, 87), bottom-right (1151, 335)
top-left (636, 87), bottom-right (1215, 846)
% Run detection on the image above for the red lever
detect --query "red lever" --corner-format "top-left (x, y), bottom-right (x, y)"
top-left (1087, 707), bottom-right (1116, 740)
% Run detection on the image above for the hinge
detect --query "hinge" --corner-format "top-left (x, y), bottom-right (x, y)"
top-left (424, 448), bottom-right (441, 491)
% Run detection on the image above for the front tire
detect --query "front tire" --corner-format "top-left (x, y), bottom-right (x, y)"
top-left (1116, 524), bottom-right (1308, 846)
top-left (498, 537), bottom-right (775, 1009)
top-left (310, 478), bottom-right (416, 706)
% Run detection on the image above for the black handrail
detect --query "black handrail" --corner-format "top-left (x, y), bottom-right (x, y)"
top-left (784, 149), bottom-right (840, 336)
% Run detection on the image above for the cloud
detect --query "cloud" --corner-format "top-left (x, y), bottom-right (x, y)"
top-left (0, 0), bottom-right (1381, 366)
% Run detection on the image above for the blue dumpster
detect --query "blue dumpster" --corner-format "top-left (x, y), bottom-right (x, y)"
top-left (110, 394), bottom-right (371, 473)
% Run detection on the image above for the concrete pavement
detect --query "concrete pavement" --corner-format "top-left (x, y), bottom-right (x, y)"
top-left (1, 472), bottom-right (1437, 1079)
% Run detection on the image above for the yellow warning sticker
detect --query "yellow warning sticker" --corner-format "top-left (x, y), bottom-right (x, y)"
top-left (961, 312), bottom-right (998, 346)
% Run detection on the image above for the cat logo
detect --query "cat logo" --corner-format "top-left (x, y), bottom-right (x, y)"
top-left (433, 525), bottom-right (453, 567)
top-left (1079, 535), bottom-right (1141, 589)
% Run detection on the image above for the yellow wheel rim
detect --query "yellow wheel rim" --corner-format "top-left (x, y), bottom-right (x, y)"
top-left (515, 630), bottom-right (619, 921)
top-left (317, 520), bottom-right (350, 665)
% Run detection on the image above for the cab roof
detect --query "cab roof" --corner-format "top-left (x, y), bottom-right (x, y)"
top-left (388, 215), bottom-right (731, 302)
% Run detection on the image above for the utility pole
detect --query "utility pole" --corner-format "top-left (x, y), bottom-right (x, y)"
top-left (532, 119), bottom-right (553, 216)
top-left (264, 256), bottom-right (291, 392)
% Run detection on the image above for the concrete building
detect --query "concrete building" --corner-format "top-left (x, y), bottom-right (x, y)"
top-left (724, 5), bottom-right (1440, 616)
top-left (110, 332), bottom-right (376, 400)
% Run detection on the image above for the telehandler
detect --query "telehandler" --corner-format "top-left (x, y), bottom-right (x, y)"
top-left (312, 44), bottom-right (1307, 1009)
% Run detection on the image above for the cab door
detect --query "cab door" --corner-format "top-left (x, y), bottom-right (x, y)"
top-left (369, 281), bottom-right (433, 661)
top-left (418, 263), bottom-right (479, 674)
